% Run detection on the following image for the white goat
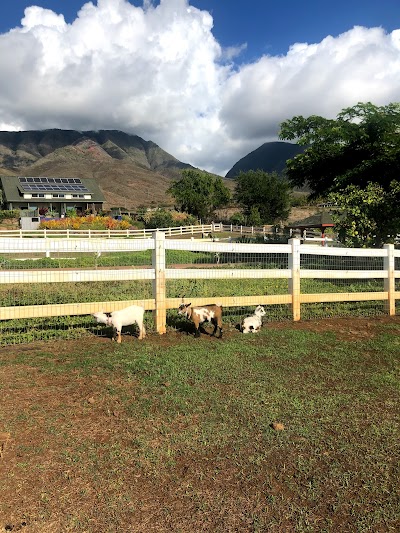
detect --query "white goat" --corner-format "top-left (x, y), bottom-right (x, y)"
top-left (93, 305), bottom-right (146, 343)
top-left (241, 305), bottom-right (266, 333)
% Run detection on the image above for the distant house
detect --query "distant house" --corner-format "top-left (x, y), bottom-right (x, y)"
top-left (0, 176), bottom-right (105, 216)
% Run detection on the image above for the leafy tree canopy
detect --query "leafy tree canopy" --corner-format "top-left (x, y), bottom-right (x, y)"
top-left (279, 101), bottom-right (400, 196)
top-left (279, 102), bottom-right (400, 246)
top-left (234, 170), bottom-right (291, 224)
top-left (168, 169), bottom-right (231, 221)
top-left (328, 181), bottom-right (400, 248)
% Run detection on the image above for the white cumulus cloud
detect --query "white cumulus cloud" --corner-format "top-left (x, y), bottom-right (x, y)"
top-left (0, 0), bottom-right (399, 176)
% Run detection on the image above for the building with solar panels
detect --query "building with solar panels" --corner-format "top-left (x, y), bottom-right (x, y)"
top-left (0, 176), bottom-right (105, 216)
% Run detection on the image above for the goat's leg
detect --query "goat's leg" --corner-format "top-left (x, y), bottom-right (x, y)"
top-left (194, 325), bottom-right (201, 337)
top-left (210, 319), bottom-right (223, 338)
top-left (116, 329), bottom-right (122, 343)
top-left (217, 318), bottom-right (223, 338)
top-left (137, 319), bottom-right (146, 340)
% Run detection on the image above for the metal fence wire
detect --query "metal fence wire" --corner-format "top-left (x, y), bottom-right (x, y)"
top-left (0, 234), bottom-right (398, 345)
top-left (300, 250), bottom-right (387, 319)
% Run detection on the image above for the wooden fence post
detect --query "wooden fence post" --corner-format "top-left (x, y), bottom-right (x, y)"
top-left (289, 238), bottom-right (301, 321)
top-left (384, 244), bottom-right (395, 316)
top-left (152, 231), bottom-right (167, 334)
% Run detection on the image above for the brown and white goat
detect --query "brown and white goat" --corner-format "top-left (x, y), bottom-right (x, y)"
top-left (178, 302), bottom-right (223, 338)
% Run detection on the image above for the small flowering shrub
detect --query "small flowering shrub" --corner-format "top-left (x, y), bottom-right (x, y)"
top-left (141, 209), bottom-right (197, 229)
top-left (39, 215), bottom-right (134, 230)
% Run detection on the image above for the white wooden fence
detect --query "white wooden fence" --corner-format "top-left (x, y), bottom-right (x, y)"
top-left (0, 223), bottom-right (319, 241)
top-left (0, 223), bottom-right (223, 239)
top-left (0, 234), bottom-right (398, 335)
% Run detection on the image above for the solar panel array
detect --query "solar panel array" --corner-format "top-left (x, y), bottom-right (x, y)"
top-left (19, 177), bottom-right (90, 193)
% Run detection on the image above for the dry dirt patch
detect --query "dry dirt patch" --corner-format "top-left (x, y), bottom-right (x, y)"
top-left (267, 315), bottom-right (400, 341)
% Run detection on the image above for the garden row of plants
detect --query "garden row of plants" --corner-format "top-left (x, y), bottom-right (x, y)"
top-left (37, 210), bottom-right (198, 231)
top-left (0, 208), bottom-right (200, 231)
top-left (0, 207), bottom-right (303, 234)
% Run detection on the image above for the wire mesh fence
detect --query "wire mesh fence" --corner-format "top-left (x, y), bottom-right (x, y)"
top-left (165, 239), bottom-right (292, 331)
top-left (0, 237), bottom-right (155, 344)
top-left (0, 234), bottom-right (398, 344)
top-left (299, 247), bottom-right (388, 319)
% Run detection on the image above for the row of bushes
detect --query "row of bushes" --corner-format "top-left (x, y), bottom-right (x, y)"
top-left (38, 210), bottom-right (198, 230)
top-left (140, 209), bottom-right (197, 229)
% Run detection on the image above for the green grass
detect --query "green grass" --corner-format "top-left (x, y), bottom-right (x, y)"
top-left (0, 321), bottom-right (399, 532)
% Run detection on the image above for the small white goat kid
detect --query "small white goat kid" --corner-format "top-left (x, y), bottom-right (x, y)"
top-left (241, 305), bottom-right (266, 333)
top-left (93, 305), bottom-right (146, 343)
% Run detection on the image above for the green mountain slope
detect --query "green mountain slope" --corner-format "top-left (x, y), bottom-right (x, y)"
top-left (225, 141), bottom-right (305, 178)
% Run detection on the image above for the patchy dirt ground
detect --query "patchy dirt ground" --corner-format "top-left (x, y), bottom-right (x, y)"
top-left (267, 314), bottom-right (400, 340)
top-left (0, 316), bottom-right (399, 532)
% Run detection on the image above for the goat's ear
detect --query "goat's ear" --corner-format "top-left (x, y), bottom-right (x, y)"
top-left (187, 303), bottom-right (191, 307)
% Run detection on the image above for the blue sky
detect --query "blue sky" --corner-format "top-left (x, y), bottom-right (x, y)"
top-left (3, 1), bottom-right (400, 59)
top-left (0, 0), bottom-right (399, 174)
top-left (194, 0), bottom-right (400, 60)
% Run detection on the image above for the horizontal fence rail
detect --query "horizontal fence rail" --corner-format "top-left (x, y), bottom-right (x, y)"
top-left (0, 237), bottom-right (155, 253)
top-left (0, 233), bottom-right (398, 344)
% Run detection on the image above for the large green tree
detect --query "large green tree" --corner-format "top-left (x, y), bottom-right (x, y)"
top-left (328, 181), bottom-right (400, 248)
top-left (234, 170), bottom-right (291, 224)
top-left (168, 169), bottom-right (231, 221)
top-left (279, 102), bottom-right (400, 194)
top-left (279, 102), bottom-right (400, 246)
